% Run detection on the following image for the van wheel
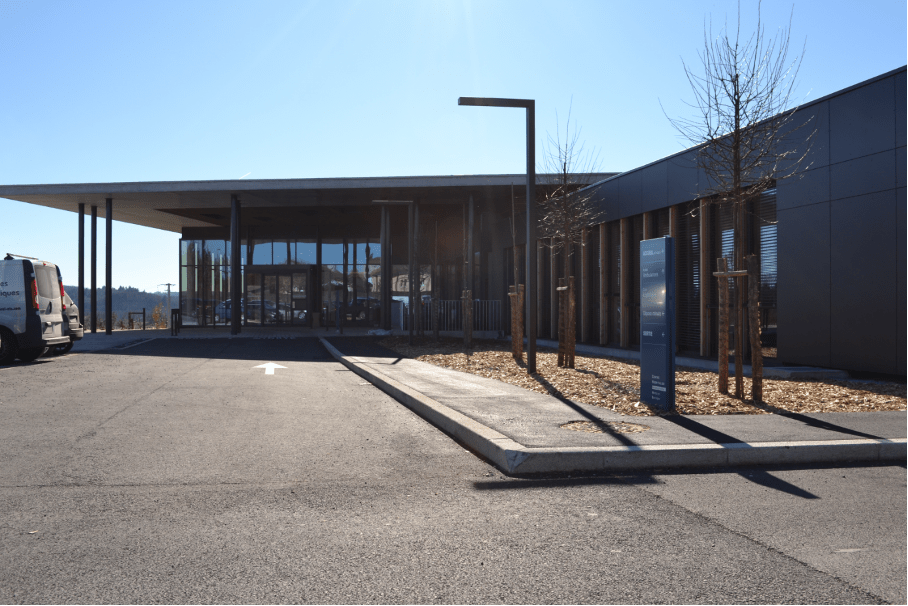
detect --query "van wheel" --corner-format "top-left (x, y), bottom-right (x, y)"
top-left (0, 327), bottom-right (18, 365)
top-left (55, 342), bottom-right (74, 355)
top-left (17, 346), bottom-right (46, 363)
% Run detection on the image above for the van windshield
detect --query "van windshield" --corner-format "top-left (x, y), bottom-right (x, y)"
top-left (34, 264), bottom-right (59, 299)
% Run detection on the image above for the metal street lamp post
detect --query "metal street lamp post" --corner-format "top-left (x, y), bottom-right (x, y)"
top-left (457, 97), bottom-right (537, 373)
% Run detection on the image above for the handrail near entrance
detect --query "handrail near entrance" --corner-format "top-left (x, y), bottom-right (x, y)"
top-left (170, 308), bottom-right (181, 336)
top-left (127, 309), bottom-right (146, 330)
top-left (399, 299), bottom-right (501, 332)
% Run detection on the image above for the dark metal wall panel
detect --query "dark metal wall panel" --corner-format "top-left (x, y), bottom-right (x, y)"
top-left (829, 77), bottom-right (896, 163)
top-left (776, 165), bottom-right (830, 211)
top-left (698, 163), bottom-right (721, 196)
top-left (639, 162), bottom-right (668, 214)
top-left (777, 203), bottom-right (831, 367)
top-left (896, 71), bottom-right (907, 148)
top-left (895, 186), bottom-right (908, 375)
top-left (618, 170), bottom-right (643, 218)
top-left (830, 189), bottom-right (903, 374)
top-left (896, 146), bottom-right (906, 188)
top-left (830, 149), bottom-right (896, 201)
top-left (790, 100), bottom-right (830, 170)
top-left (592, 179), bottom-right (620, 222)
top-left (665, 152), bottom-right (699, 205)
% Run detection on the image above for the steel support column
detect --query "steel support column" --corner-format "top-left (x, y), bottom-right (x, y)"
top-left (414, 201), bottom-right (420, 335)
top-left (105, 198), bottom-right (112, 335)
top-left (456, 96), bottom-right (535, 371)
top-left (380, 206), bottom-right (391, 330)
top-left (408, 202), bottom-right (414, 344)
top-left (525, 103), bottom-right (537, 373)
top-left (78, 203), bottom-right (85, 325)
top-left (316, 227), bottom-right (323, 328)
top-left (230, 194), bottom-right (241, 335)
top-left (467, 196), bottom-right (474, 293)
top-left (341, 237), bottom-right (348, 334)
top-left (91, 205), bottom-right (97, 333)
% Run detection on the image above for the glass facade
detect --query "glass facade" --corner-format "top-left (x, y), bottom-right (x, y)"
top-left (180, 236), bottom-right (383, 328)
top-left (179, 239), bottom-right (231, 327)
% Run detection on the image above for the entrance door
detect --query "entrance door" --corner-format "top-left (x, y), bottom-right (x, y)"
top-left (246, 273), bottom-right (263, 325)
top-left (244, 266), bottom-right (311, 326)
top-left (263, 275), bottom-right (279, 325)
top-left (291, 272), bottom-right (308, 324)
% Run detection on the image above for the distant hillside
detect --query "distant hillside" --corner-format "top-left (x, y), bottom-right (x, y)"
top-left (64, 285), bottom-right (175, 319)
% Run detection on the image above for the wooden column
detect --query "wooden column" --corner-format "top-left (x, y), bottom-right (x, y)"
top-left (549, 240), bottom-right (557, 340)
top-left (642, 211), bottom-right (652, 240)
top-left (699, 199), bottom-right (709, 357)
top-left (580, 227), bottom-right (590, 343)
top-left (619, 217), bottom-right (630, 348)
top-left (669, 205), bottom-right (679, 239)
top-left (599, 223), bottom-right (607, 345)
top-left (716, 257), bottom-right (729, 394)
top-left (747, 254), bottom-right (763, 401)
top-left (536, 241), bottom-right (544, 337)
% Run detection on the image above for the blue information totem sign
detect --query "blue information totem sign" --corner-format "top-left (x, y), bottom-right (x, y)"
top-left (640, 237), bottom-right (675, 411)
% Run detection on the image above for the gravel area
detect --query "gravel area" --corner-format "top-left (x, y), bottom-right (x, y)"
top-left (378, 336), bottom-right (907, 417)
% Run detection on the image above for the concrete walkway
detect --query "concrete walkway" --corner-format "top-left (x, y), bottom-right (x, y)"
top-left (321, 337), bottom-right (906, 475)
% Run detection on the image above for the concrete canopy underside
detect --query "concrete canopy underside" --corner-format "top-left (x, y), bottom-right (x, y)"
top-left (0, 174), bottom-right (616, 234)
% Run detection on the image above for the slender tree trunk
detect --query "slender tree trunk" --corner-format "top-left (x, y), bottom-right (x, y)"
top-left (732, 73), bottom-right (744, 399)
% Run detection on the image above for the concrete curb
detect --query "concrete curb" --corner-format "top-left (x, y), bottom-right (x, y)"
top-left (320, 338), bottom-right (907, 475)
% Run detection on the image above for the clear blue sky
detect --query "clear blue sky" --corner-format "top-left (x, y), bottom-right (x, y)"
top-left (1, 0), bottom-right (904, 292)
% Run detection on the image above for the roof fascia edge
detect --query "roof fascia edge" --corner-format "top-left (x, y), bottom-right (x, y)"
top-left (577, 64), bottom-right (908, 197)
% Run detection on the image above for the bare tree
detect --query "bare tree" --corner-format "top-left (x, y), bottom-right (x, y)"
top-left (538, 105), bottom-right (603, 367)
top-left (666, 1), bottom-right (814, 400)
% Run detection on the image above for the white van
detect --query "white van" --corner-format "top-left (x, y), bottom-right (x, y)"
top-left (0, 254), bottom-right (69, 364)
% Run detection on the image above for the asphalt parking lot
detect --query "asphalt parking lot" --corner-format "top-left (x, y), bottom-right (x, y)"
top-left (0, 337), bottom-right (904, 603)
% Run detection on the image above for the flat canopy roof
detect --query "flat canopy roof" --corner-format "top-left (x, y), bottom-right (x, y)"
top-left (0, 173), bottom-right (616, 234)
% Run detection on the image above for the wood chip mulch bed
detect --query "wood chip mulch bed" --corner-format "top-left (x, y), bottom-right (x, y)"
top-left (378, 336), bottom-right (907, 417)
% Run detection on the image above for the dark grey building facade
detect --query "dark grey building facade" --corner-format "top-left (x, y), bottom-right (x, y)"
top-left (569, 66), bottom-right (906, 375)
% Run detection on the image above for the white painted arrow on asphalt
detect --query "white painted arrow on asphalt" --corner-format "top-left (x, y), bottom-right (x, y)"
top-left (253, 362), bottom-right (287, 375)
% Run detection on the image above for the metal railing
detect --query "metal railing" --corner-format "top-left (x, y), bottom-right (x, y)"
top-left (400, 299), bottom-right (501, 332)
top-left (127, 309), bottom-right (146, 330)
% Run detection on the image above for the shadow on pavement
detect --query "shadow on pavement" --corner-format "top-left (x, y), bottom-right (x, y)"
top-left (511, 361), bottom-right (640, 448)
top-left (659, 414), bottom-right (745, 444)
top-left (474, 464), bottom-right (824, 500)
top-left (743, 402), bottom-right (890, 441)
